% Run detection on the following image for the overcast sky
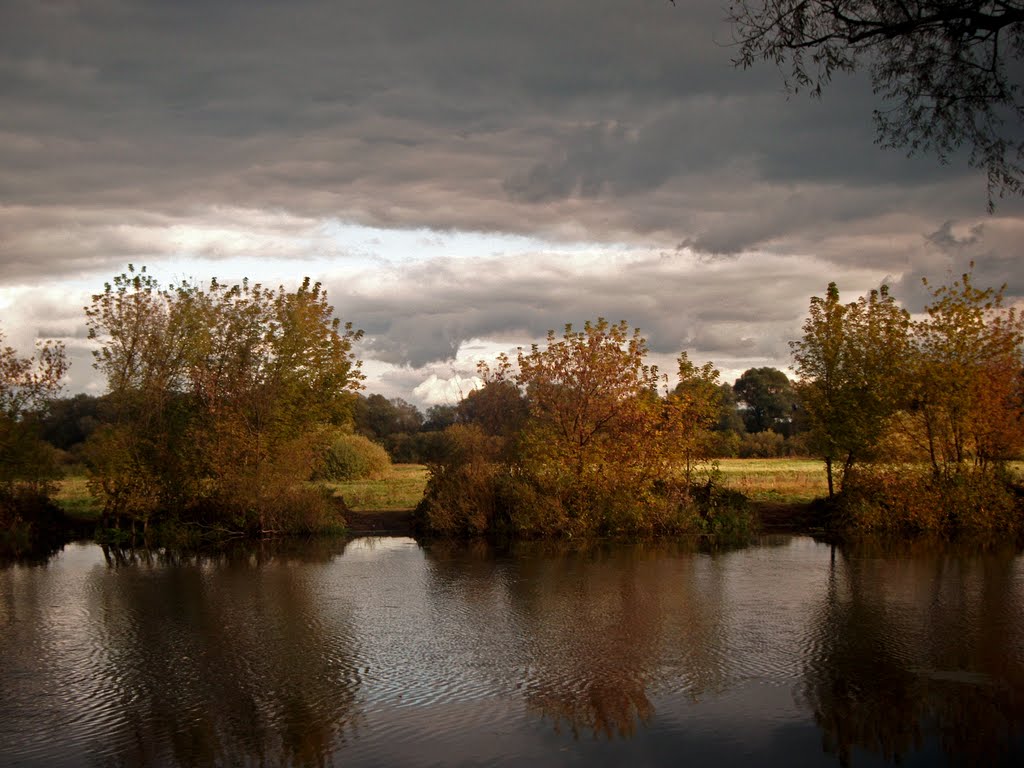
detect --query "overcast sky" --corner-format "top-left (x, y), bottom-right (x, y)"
top-left (2, 0), bottom-right (1022, 407)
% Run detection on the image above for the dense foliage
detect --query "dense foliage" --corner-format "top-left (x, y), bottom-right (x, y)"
top-left (792, 283), bottom-right (911, 497)
top-left (316, 433), bottom-right (392, 482)
top-left (83, 266), bottom-right (364, 535)
top-left (5, 263), bottom-right (1023, 545)
top-left (0, 329), bottom-right (67, 538)
top-left (793, 268), bottom-right (1024, 532)
top-left (417, 320), bottom-right (750, 538)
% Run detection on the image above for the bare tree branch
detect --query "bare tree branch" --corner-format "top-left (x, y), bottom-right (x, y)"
top-left (725, 1), bottom-right (1024, 208)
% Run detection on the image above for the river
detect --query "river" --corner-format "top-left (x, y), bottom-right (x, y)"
top-left (1, 535), bottom-right (1022, 766)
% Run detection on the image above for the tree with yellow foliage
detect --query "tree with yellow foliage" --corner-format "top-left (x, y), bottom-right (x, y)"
top-left (85, 266), bottom-right (363, 534)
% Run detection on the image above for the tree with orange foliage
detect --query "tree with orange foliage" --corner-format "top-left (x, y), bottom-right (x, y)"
top-left (515, 319), bottom-right (663, 490)
top-left (418, 319), bottom-right (734, 536)
top-left (909, 267), bottom-right (1024, 476)
top-left (0, 327), bottom-right (67, 525)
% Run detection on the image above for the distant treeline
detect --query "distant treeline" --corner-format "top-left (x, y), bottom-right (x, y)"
top-left (30, 365), bottom-right (811, 467)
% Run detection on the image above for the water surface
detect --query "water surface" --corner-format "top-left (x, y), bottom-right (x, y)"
top-left (1, 536), bottom-right (1022, 766)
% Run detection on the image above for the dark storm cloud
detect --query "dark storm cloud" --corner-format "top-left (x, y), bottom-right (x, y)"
top-left (2, 0), bottom-right (1021, 397)
top-left (0, 0), bottom-right (1006, 277)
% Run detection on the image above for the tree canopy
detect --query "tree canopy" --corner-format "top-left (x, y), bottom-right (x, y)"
top-left (733, 367), bottom-right (797, 435)
top-left (417, 319), bottom-right (738, 536)
top-left (908, 267), bottom-right (1024, 473)
top-left (791, 269), bottom-right (1024, 526)
top-left (791, 282), bottom-right (910, 496)
top-left (0, 329), bottom-right (67, 497)
top-left (727, 1), bottom-right (1024, 207)
top-left (84, 266), bottom-right (364, 533)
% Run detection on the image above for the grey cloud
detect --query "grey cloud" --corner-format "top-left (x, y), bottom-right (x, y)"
top-left (0, 0), bottom-right (1012, 282)
top-left (926, 220), bottom-right (985, 250)
top-left (325, 250), bottom-right (865, 371)
top-left (2, 0), bottom-right (1022, 405)
top-left (888, 218), bottom-right (1024, 312)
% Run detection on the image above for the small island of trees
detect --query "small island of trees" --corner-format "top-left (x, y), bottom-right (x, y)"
top-left (2, 264), bottom-right (1023, 552)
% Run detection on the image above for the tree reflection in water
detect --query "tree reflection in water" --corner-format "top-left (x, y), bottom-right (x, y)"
top-left (89, 538), bottom-right (362, 767)
top-left (513, 542), bottom-right (659, 739)
top-left (423, 539), bottom-right (730, 741)
top-left (6, 535), bottom-right (1024, 765)
top-left (800, 540), bottom-right (1024, 766)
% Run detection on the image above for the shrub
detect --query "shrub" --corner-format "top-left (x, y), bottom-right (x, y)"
top-left (706, 430), bottom-right (742, 458)
top-left (836, 465), bottom-right (1022, 535)
top-left (381, 430), bottom-right (453, 463)
top-left (738, 430), bottom-right (786, 458)
top-left (415, 425), bottom-right (757, 539)
top-left (415, 425), bottom-right (510, 536)
top-left (316, 433), bottom-right (391, 481)
top-left (690, 481), bottom-right (753, 538)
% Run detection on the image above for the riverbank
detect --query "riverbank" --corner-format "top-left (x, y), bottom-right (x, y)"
top-left (341, 499), bottom-right (826, 538)
top-left (44, 457), bottom-right (1024, 544)
top-left (30, 460), bottom-right (832, 542)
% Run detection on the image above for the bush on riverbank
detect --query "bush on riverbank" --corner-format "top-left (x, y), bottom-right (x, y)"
top-left (316, 433), bottom-right (391, 481)
top-left (415, 458), bottom-right (752, 539)
top-left (0, 486), bottom-right (83, 560)
top-left (414, 322), bottom-right (755, 539)
top-left (78, 269), bottom-right (363, 539)
top-left (414, 416), bottom-right (754, 539)
top-left (834, 465), bottom-right (1023, 535)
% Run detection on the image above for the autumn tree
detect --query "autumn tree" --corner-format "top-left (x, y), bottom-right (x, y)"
top-left (418, 320), bottom-right (746, 536)
top-left (908, 267), bottom-right (1024, 475)
top-left (85, 267), bottom-right (364, 533)
top-left (0, 328), bottom-right (68, 501)
top-left (457, 355), bottom-right (529, 438)
top-left (187, 277), bottom-right (364, 529)
top-left (84, 266), bottom-right (204, 523)
top-left (669, 353), bottom-right (725, 481)
top-left (511, 320), bottom-right (726, 528)
top-left (791, 283), bottom-right (911, 497)
top-left (515, 320), bottom-right (663, 491)
top-left (727, 1), bottom-right (1024, 207)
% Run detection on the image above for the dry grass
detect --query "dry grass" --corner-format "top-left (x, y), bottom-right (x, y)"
top-left (328, 460), bottom-right (833, 511)
top-left (328, 460), bottom-right (830, 510)
top-left (55, 459), bottom-right (1021, 521)
top-left (715, 458), bottom-right (829, 503)
top-left (53, 474), bottom-right (102, 521)
top-left (55, 467), bottom-right (432, 520)
top-left (322, 463), bottom-right (429, 512)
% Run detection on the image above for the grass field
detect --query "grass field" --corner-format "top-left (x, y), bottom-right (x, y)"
top-left (53, 464), bottom-right (433, 518)
top-left (326, 459), bottom-right (832, 510)
top-left (52, 460), bottom-right (830, 517)
top-left (54, 458), bottom-right (1022, 519)
top-left (714, 458), bottom-right (829, 503)
top-left (323, 464), bottom-right (429, 512)
top-left (53, 474), bottom-right (102, 522)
